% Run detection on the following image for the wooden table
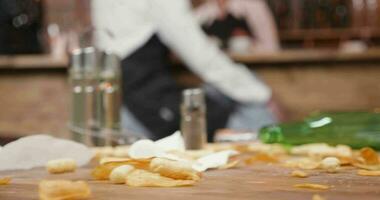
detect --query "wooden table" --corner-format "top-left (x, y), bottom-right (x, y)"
top-left (1, 164), bottom-right (379, 200)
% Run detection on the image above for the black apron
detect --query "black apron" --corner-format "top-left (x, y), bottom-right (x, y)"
top-left (121, 35), bottom-right (235, 141)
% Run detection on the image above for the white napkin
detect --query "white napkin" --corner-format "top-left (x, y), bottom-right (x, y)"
top-left (192, 150), bottom-right (239, 172)
top-left (0, 135), bottom-right (93, 171)
top-left (128, 131), bottom-right (185, 159)
top-left (128, 132), bottom-right (239, 172)
top-left (155, 131), bottom-right (185, 152)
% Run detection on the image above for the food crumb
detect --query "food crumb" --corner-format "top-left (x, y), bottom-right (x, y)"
top-left (291, 170), bottom-right (309, 178)
top-left (294, 183), bottom-right (330, 190)
top-left (0, 177), bottom-right (11, 185)
top-left (357, 170), bottom-right (380, 176)
top-left (312, 194), bottom-right (326, 200)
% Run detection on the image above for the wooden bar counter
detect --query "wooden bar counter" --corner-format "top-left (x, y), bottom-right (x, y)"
top-left (1, 163), bottom-right (379, 200)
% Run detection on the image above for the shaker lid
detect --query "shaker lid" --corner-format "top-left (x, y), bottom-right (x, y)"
top-left (70, 48), bottom-right (83, 71)
top-left (82, 47), bottom-right (98, 72)
top-left (182, 88), bottom-right (205, 108)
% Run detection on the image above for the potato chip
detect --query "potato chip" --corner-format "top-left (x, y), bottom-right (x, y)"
top-left (248, 143), bottom-right (287, 155)
top-left (297, 159), bottom-right (320, 170)
top-left (39, 180), bottom-right (91, 200)
top-left (291, 170), bottom-right (308, 178)
top-left (291, 143), bottom-right (352, 159)
top-left (245, 153), bottom-right (279, 165)
top-left (113, 146), bottom-right (130, 158)
top-left (352, 163), bottom-right (380, 171)
top-left (110, 165), bottom-right (135, 184)
top-left (92, 159), bottom-right (151, 180)
top-left (99, 157), bottom-right (131, 165)
top-left (46, 158), bottom-right (77, 174)
top-left (321, 157), bottom-right (340, 173)
top-left (92, 162), bottom-right (125, 180)
top-left (357, 170), bottom-right (380, 176)
top-left (149, 158), bottom-right (200, 181)
top-left (0, 177), bottom-right (11, 185)
top-left (359, 147), bottom-right (379, 165)
top-left (312, 194), bottom-right (326, 200)
top-left (294, 183), bottom-right (330, 190)
top-left (338, 156), bottom-right (353, 166)
top-left (125, 169), bottom-right (196, 187)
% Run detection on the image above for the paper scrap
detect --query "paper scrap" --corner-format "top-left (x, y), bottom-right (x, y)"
top-left (0, 135), bottom-right (93, 171)
top-left (192, 150), bottom-right (239, 172)
top-left (128, 139), bottom-right (163, 159)
top-left (155, 131), bottom-right (185, 152)
top-left (128, 132), bottom-right (185, 159)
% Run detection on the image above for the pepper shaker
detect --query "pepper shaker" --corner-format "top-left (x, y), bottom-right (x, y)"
top-left (181, 88), bottom-right (207, 150)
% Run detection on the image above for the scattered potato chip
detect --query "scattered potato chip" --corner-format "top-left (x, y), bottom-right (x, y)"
top-left (0, 177), bottom-right (11, 185)
top-left (99, 157), bottom-right (132, 165)
top-left (297, 159), bottom-right (320, 170)
top-left (150, 158), bottom-right (200, 181)
top-left (110, 165), bottom-right (135, 184)
top-left (360, 147), bottom-right (379, 165)
top-left (291, 170), bottom-right (309, 178)
top-left (291, 143), bottom-right (352, 159)
top-left (352, 163), bottom-right (380, 171)
top-left (248, 143), bottom-right (287, 155)
top-left (92, 162), bottom-right (125, 180)
top-left (338, 156), bottom-right (353, 166)
top-left (112, 146), bottom-right (130, 158)
top-left (312, 194), bottom-right (326, 200)
top-left (39, 180), bottom-right (91, 200)
top-left (125, 169), bottom-right (196, 187)
top-left (93, 158), bottom-right (153, 180)
top-left (294, 183), bottom-right (330, 190)
top-left (245, 153), bottom-right (279, 165)
top-left (357, 170), bottom-right (380, 176)
top-left (46, 158), bottom-right (77, 174)
top-left (321, 157), bottom-right (340, 173)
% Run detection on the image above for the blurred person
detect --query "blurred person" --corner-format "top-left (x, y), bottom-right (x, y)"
top-left (92, 0), bottom-right (277, 141)
top-left (194, 0), bottom-right (280, 53)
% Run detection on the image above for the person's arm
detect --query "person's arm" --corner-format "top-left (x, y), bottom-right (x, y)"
top-left (149, 0), bottom-right (271, 104)
top-left (240, 0), bottom-right (280, 52)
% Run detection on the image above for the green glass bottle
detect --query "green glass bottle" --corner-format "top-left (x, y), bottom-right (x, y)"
top-left (259, 111), bottom-right (380, 150)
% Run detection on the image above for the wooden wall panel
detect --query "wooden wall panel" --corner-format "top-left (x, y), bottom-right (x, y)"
top-left (0, 71), bottom-right (70, 138)
top-left (1, 64), bottom-right (380, 139)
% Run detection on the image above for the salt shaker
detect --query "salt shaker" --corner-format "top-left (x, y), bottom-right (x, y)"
top-left (69, 49), bottom-right (85, 143)
top-left (181, 88), bottom-right (207, 150)
top-left (98, 52), bottom-right (121, 145)
top-left (82, 47), bottom-right (99, 146)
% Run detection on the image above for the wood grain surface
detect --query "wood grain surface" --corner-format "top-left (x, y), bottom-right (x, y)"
top-left (1, 164), bottom-right (379, 200)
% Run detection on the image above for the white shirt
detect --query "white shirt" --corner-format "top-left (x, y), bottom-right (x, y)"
top-left (92, 0), bottom-right (271, 104)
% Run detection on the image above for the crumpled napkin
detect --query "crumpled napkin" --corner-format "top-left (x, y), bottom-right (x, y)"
top-left (0, 135), bottom-right (93, 171)
top-left (128, 131), bottom-right (239, 172)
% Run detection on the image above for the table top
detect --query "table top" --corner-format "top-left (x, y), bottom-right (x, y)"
top-left (1, 163), bottom-right (379, 200)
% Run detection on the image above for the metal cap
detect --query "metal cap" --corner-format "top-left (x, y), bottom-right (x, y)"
top-left (70, 48), bottom-right (83, 71)
top-left (82, 47), bottom-right (98, 73)
top-left (103, 51), bottom-right (119, 70)
top-left (182, 88), bottom-right (205, 108)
